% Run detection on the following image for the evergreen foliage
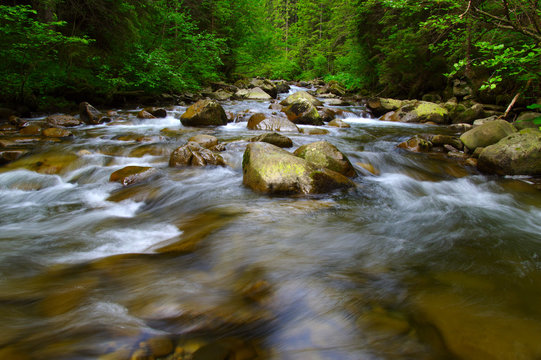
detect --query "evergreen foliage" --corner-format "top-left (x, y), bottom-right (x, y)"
top-left (0, 0), bottom-right (539, 109)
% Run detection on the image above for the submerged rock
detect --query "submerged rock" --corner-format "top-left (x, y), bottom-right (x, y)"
top-left (460, 119), bottom-right (516, 151)
top-left (180, 99), bottom-right (228, 127)
top-left (109, 166), bottom-right (158, 186)
top-left (294, 141), bottom-right (356, 177)
top-left (478, 130), bottom-right (541, 175)
top-left (250, 132), bottom-right (293, 148)
top-left (169, 142), bottom-right (225, 167)
top-left (242, 142), bottom-right (355, 195)
top-left (247, 113), bottom-right (299, 132)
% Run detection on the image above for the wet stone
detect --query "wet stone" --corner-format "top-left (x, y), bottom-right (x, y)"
top-left (249, 132), bottom-right (293, 148)
top-left (188, 134), bottom-right (219, 149)
top-left (109, 166), bottom-right (158, 186)
top-left (42, 127), bottom-right (73, 138)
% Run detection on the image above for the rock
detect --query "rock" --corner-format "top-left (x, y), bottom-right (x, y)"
top-left (180, 99), bottom-right (227, 127)
top-left (42, 128), bottom-right (73, 138)
top-left (478, 130), bottom-right (541, 175)
top-left (328, 119), bottom-right (350, 128)
top-left (0, 150), bottom-right (28, 164)
top-left (234, 78), bottom-right (251, 89)
top-left (300, 127), bottom-right (329, 135)
top-left (250, 132), bottom-right (293, 148)
top-left (280, 91), bottom-right (323, 107)
top-left (282, 99), bottom-right (323, 125)
top-left (46, 114), bottom-right (82, 127)
top-left (452, 79), bottom-right (472, 98)
top-left (422, 93), bottom-right (442, 103)
top-left (397, 136), bottom-right (432, 152)
top-left (250, 78), bottom-right (278, 98)
top-left (514, 112), bottom-right (541, 130)
top-left (235, 87), bottom-right (272, 100)
top-left (294, 141), bottom-right (356, 177)
top-left (356, 162), bottom-right (379, 175)
top-left (367, 98), bottom-right (407, 117)
top-left (242, 142), bottom-right (355, 195)
top-left (429, 135), bottom-right (463, 150)
top-left (210, 89), bottom-right (233, 101)
top-left (20, 124), bottom-right (42, 135)
top-left (169, 142), bottom-right (225, 167)
top-left (319, 108), bottom-right (337, 122)
top-left (9, 115), bottom-right (27, 128)
top-left (80, 102), bottom-right (106, 125)
top-left (268, 103), bottom-right (282, 111)
top-left (393, 101), bottom-right (449, 124)
top-left (274, 80), bottom-right (290, 93)
top-left (450, 103), bottom-right (485, 124)
top-left (473, 115), bottom-right (500, 127)
top-left (137, 110), bottom-right (156, 119)
top-left (109, 166), bottom-right (158, 186)
top-left (188, 134), bottom-right (219, 149)
top-left (247, 113), bottom-right (299, 132)
top-left (460, 119), bottom-right (516, 151)
top-left (145, 336), bottom-right (174, 358)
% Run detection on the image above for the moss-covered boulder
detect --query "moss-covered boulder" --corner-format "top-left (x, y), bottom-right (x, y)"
top-left (460, 119), bottom-right (516, 151)
top-left (169, 142), bottom-right (225, 167)
top-left (478, 130), bottom-right (541, 175)
top-left (242, 142), bottom-right (355, 195)
top-left (250, 132), bottom-right (293, 148)
top-left (180, 99), bottom-right (228, 127)
top-left (282, 99), bottom-right (323, 125)
top-left (294, 141), bottom-right (356, 177)
top-left (394, 101), bottom-right (449, 124)
top-left (280, 91), bottom-right (323, 107)
top-left (247, 113), bottom-right (299, 132)
top-left (109, 166), bottom-right (158, 186)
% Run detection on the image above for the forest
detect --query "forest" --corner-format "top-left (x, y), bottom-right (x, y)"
top-left (1, 0), bottom-right (540, 111)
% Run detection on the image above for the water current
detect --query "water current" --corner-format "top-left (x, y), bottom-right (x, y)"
top-left (2, 87), bottom-right (541, 359)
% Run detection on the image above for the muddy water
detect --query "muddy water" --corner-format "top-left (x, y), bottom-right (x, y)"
top-left (2, 88), bottom-right (541, 359)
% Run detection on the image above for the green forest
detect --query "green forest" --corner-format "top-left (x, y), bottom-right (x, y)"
top-left (1, 0), bottom-right (540, 111)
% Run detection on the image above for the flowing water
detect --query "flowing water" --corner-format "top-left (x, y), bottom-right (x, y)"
top-left (2, 87), bottom-right (541, 360)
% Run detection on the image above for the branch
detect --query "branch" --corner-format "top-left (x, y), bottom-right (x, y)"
top-left (472, 7), bottom-right (541, 42)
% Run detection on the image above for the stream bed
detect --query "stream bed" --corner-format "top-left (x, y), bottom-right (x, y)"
top-left (2, 88), bottom-right (541, 359)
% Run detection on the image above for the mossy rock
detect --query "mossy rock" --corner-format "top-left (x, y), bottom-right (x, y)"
top-left (460, 119), bottom-right (516, 151)
top-left (294, 141), bottom-right (356, 177)
top-left (250, 132), bottom-right (293, 148)
top-left (280, 91), bottom-right (322, 107)
top-left (478, 130), bottom-right (541, 175)
top-left (513, 112), bottom-right (541, 131)
top-left (282, 99), bottom-right (323, 125)
top-left (242, 142), bottom-right (355, 195)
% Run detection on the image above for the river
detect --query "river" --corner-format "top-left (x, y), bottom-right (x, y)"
top-left (1, 87), bottom-right (541, 359)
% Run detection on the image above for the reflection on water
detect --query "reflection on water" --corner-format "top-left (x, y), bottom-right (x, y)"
top-left (1, 89), bottom-right (541, 359)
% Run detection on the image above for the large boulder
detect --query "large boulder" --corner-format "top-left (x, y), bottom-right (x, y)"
top-left (235, 87), bottom-right (272, 100)
top-left (169, 142), bottom-right (225, 167)
top-left (250, 132), bottom-right (293, 148)
top-left (274, 80), bottom-right (290, 94)
top-left (460, 119), bottom-right (516, 151)
top-left (282, 99), bottom-right (323, 125)
top-left (294, 141), bottom-right (356, 177)
top-left (391, 101), bottom-right (449, 124)
top-left (250, 78), bottom-right (278, 99)
top-left (180, 99), bottom-right (227, 127)
top-left (247, 113), bottom-right (299, 132)
top-left (280, 91), bottom-right (323, 107)
top-left (46, 115), bottom-right (82, 127)
top-left (478, 130), bottom-right (541, 175)
top-left (79, 102), bottom-right (108, 125)
top-left (242, 142), bottom-right (355, 195)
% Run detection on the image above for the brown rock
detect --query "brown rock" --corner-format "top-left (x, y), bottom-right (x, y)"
top-left (137, 110), bottom-right (156, 119)
top-left (188, 134), bottom-right (219, 149)
top-left (247, 113), bottom-right (299, 132)
top-left (294, 141), bottom-right (356, 177)
top-left (109, 166), bottom-right (158, 186)
top-left (180, 99), bottom-right (227, 127)
top-left (328, 119), bottom-right (350, 128)
top-left (46, 114), bottom-right (82, 127)
top-left (397, 136), bottom-right (432, 152)
top-left (250, 132), bottom-right (293, 148)
top-left (20, 124), bottom-right (42, 135)
top-left (43, 128), bottom-right (73, 138)
top-left (80, 102), bottom-right (105, 125)
top-left (169, 142), bottom-right (225, 167)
